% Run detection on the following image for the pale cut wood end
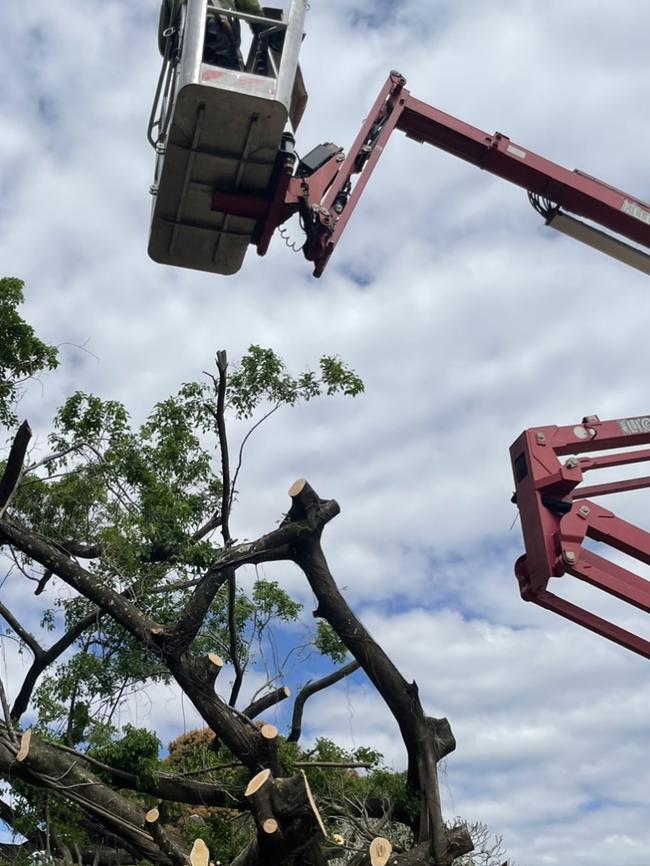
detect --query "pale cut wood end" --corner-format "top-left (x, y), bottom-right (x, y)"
top-left (288, 478), bottom-right (307, 497)
top-left (262, 818), bottom-right (279, 834)
top-left (260, 723), bottom-right (278, 740)
top-left (245, 767), bottom-right (272, 797)
top-left (369, 837), bottom-right (392, 866)
top-left (16, 729), bottom-right (32, 763)
top-left (190, 838), bottom-right (210, 866)
top-left (208, 652), bottom-right (224, 667)
top-left (144, 807), bottom-right (159, 824)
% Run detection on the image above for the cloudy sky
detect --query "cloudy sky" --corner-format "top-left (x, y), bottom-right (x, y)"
top-left (4, 1), bottom-right (650, 864)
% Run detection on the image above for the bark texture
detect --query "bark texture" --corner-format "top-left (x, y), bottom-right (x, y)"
top-left (285, 480), bottom-right (464, 864)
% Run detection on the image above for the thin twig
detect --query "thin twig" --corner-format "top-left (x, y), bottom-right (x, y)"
top-left (0, 681), bottom-right (17, 744)
top-left (295, 761), bottom-right (372, 769)
top-left (173, 761), bottom-right (242, 777)
top-left (228, 402), bottom-right (281, 513)
top-left (24, 441), bottom-right (90, 475)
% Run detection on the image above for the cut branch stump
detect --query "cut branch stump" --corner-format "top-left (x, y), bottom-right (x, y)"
top-left (190, 839), bottom-right (210, 866)
top-left (241, 768), bottom-right (327, 866)
top-left (15, 729), bottom-right (32, 762)
top-left (369, 837), bottom-right (392, 866)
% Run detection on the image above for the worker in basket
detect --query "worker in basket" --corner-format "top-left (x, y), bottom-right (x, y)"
top-left (158, 0), bottom-right (264, 70)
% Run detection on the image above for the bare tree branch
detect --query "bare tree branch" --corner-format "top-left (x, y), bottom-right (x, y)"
top-left (51, 740), bottom-right (246, 808)
top-left (228, 566), bottom-right (244, 707)
top-left (191, 511), bottom-right (222, 542)
top-left (0, 679), bottom-right (17, 744)
top-left (0, 420), bottom-right (32, 517)
top-left (0, 600), bottom-right (43, 657)
top-left (288, 660), bottom-right (360, 742)
top-left (286, 479), bottom-right (453, 862)
top-left (146, 812), bottom-right (187, 866)
top-left (215, 350), bottom-right (232, 545)
top-left (243, 685), bottom-right (291, 720)
top-left (212, 351), bottom-right (244, 709)
top-left (24, 441), bottom-right (90, 476)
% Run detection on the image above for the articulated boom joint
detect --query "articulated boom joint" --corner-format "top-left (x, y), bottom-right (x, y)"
top-left (510, 414), bottom-right (650, 660)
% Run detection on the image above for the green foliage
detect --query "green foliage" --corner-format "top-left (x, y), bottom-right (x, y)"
top-left (89, 724), bottom-right (162, 788)
top-left (195, 577), bottom-right (304, 671)
top-left (314, 621), bottom-right (349, 663)
top-left (292, 738), bottom-right (419, 845)
top-left (8, 343), bottom-right (364, 737)
top-left (33, 648), bottom-right (157, 745)
top-left (9, 787), bottom-right (89, 853)
top-left (32, 680), bottom-right (67, 729)
top-left (179, 807), bottom-right (253, 865)
top-left (159, 752), bottom-right (256, 866)
top-left (252, 579), bottom-right (303, 623)
top-left (0, 277), bottom-right (58, 427)
top-left (161, 730), bottom-right (418, 862)
top-left (228, 345), bottom-right (364, 419)
top-left (0, 330), bottom-right (378, 859)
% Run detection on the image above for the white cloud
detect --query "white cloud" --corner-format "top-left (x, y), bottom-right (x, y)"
top-left (2, 1), bottom-right (650, 863)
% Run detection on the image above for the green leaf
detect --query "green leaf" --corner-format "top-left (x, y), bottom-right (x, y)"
top-left (0, 277), bottom-right (58, 427)
top-left (314, 621), bottom-right (349, 663)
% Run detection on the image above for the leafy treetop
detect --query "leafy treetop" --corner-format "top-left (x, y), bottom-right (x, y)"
top-left (0, 277), bottom-right (58, 426)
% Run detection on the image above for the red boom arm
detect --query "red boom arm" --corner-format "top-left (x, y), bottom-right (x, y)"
top-left (261, 72), bottom-right (650, 276)
top-left (510, 414), bottom-right (650, 659)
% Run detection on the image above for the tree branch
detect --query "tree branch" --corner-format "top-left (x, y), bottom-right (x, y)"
top-left (0, 516), bottom-right (282, 773)
top-left (0, 726), bottom-right (181, 864)
top-left (288, 661), bottom-right (360, 742)
top-left (145, 808), bottom-right (190, 866)
top-left (24, 441), bottom-right (91, 475)
top-left (52, 741), bottom-right (246, 808)
top-left (0, 601), bottom-right (43, 658)
top-left (0, 516), bottom-right (160, 645)
top-left (0, 680), bottom-right (16, 745)
top-left (58, 540), bottom-right (105, 559)
top-left (215, 349), bottom-right (232, 544)
top-left (169, 511), bottom-right (331, 657)
top-left (191, 511), bottom-right (222, 542)
top-left (0, 420), bottom-right (32, 517)
top-left (12, 605), bottom-right (102, 721)
top-left (168, 652), bottom-right (279, 774)
top-left (228, 566), bottom-right (244, 706)
top-left (244, 685), bottom-right (291, 720)
top-left (286, 479), bottom-right (451, 863)
top-left (213, 352), bottom-right (244, 708)
top-left (231, 768), bottom-right (327, 866)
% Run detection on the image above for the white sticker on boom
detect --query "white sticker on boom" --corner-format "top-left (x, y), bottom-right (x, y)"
top-left (506, 144), bottom-right (526, 159)
top-left (618, 416), bottom-right (650, 435)
top-left (621, 199), bottom-right (650, 226)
